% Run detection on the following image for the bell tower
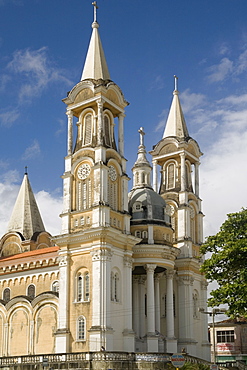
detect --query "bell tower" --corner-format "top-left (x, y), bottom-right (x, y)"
top-left (61, 4), bottom-right (130, 235)
top-left (54, 3), bottom-right (137, 353)
top-left (150, 77), bottom-right (208, 357)
top-left (150, 76), bottom-right (203, 257)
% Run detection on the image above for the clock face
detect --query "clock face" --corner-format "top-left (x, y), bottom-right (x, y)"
top-left (77, 163), bottom-right (91, 180)
top-left (108, 165), bottom-right (117, 182)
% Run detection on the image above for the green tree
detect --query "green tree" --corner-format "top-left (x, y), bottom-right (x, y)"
top-left (200, 208), bottom-right (247, 318)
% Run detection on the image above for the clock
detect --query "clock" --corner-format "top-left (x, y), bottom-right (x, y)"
top-left (77, 163), bottom-right (91, 180)
top-left (108, 165), bottom-right (117, 181)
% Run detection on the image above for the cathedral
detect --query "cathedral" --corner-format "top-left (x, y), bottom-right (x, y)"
top-left (0, 4), bottom-right (210, 361)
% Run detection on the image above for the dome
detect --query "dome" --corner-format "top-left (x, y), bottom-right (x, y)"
top-left (128, 187), bottom-right (170, 224)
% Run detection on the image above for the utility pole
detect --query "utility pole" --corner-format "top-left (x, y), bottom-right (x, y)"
top-left (199, 307), bottom-right (227, 364)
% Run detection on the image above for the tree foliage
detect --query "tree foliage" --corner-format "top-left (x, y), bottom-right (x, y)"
top-left (200, 208), bottom-right (247, 318)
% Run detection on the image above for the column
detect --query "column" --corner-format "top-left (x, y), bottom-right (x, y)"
top-left (154, 274), bottom-right (161, 333)
top-left (201, 280), bottom-right (211, 360)
top-left (132, 276), bottom-right (140, 337)
top-left (145, 264), bottom-right (158, 352)
top-left (152, 159), bottom-right (158, 192)
top-left (123, 256), bottom-right (135, 351)
top-left (166, 270), bottom-right (175, 338)
top-left (194, 161), bottom-right (200, 197)
top-left (89, 248), bottom-right (113, 351)
top-left (66, 110), bottom-right (73, 156)
top-left (165, 269), bottom-right (177, 353)
top-left (178, 275), bottom-right (195, 354)
top-left (139, 276), bottom-right (146, 338)
top-left (180, 153), bottom-right (186, 192)
top-left (146, 264), bottom-right (156, 335)
top-left (118, 113), bottom-right (125, 157)
top-left (55, 252), bottom-right (70, 353)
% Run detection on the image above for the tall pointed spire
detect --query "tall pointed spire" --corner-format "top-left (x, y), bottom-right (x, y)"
top-left (163, 76), bottom-right (189, 139)
top-left (81, 2), bottom-right (110, 81)
top-left (7, 173), bottom-right (45, 240)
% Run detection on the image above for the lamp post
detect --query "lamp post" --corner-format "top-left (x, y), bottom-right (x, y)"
top-left (199, 307), bottom-right (227, 364)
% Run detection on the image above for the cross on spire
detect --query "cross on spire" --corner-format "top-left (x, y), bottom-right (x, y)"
top-left (174, 75), bottom-right (178, 91)
top-left (138, 127), bottom-right (145, 146)
top-left (92, 1), bottom-right (98, 23)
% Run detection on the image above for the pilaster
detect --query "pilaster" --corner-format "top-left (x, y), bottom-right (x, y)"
top-left (55, 252), bottom-right (70, 353)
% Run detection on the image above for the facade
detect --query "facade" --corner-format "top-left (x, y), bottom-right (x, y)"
top-left (209, 319), bottom-right (247, 365)
top-left (0, 5), bottom-right (210, 361)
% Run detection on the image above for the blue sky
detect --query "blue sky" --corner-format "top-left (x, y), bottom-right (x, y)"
top-left (1, 0), bottom-right (247, 238)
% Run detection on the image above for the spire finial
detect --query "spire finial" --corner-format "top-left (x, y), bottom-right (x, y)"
top-left (92, 1), bottom-right (98, 23)
top-left (25, 166), bottom-right (28, 175)
top-left (174, 75), bottom-right (178, 91)
top-left (138, 127), bottom-right (145, 146)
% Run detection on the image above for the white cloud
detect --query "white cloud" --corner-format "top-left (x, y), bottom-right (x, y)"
top-left (180, 89), bottom-right (206, 114)
top-left (0, 108), bottom-right (20, 127)
top-left (197, 94), bottom-right (247, 237)
top-left (155, 108), bottom-right (168, 132)
top-left (207, 57), bottom-right (233, 83)
top-left (21, 139), bottom-right (41, 160)
top-left (55, 119), bottom-right (66, 137)
top-left (36, 190), bottom-right (62, 236)
top-left (0, 172), bottom-right (62, 237)
top-left (5, 47), bottom-right (72, 104)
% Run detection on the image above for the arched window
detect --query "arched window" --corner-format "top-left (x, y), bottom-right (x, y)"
top-left (52, 281), bottom-right (59, 293)
top-left (142, 231), bottom-right (148, 239)
top-left (77, 316), bottom-right (86, 341)
top-left (193, 291), bottom-right (199, 318)
top-left (104, 115), bottom-right (111, 146)
top-left (111, 271), bottom-right (120, 302)
top-left (83, 114), bottom-right (92, 145)
top-left (108, 165), bottom-right (118, 211)
top-left (27, 284), bottom-right (35, 299)
top-left (186, 162), bottom-right (192, 190)
top-left (84, 273), bottom-right (90, 301)
top-left (135, 230), bottom-right (141, 238)
top-left (77, 272), bottom-right (90, 302)
top-left (190, 206), bottom-right (196, 242)
top-left (167, 163), bottom-right (175, 189)
top-left (77, 274), bottom-right (83, 301)
top-left (3, 288), bottom-right (10, 302)
top-left (77, 178), bottom-right (92, 211)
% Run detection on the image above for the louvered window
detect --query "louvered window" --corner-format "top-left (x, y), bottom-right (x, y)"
top-left (84, 114), bottom-right (92, 145)
top-left (104, 115), bottom-right (111, 146)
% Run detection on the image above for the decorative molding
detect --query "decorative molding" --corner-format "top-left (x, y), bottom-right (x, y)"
top-left (91, 249), bottom-right (113, 261)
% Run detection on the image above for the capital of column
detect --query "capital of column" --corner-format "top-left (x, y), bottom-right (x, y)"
top-left (58, 254), bottom-right (70, 267)
top-left (133, 275), bottom-right (139, 284)
top-left (178, 275), bottom-right (194, 286)
top-left (66, 110), bottom-right (73, 118)
top-left (145, 264), bottom-right (156, 274)
top-left (166, 269), bottom-right (176, 280)
top-left (139, 275), bottom-right (146, 285)
top-left (201, 280), bottom-right (208, 290)
top-left (123, 256), bottom-right (133, 268)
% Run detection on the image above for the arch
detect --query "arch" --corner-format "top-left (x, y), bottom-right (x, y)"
top-left (8, 306), bottom-right (30, 356)
top-left (78, 108), bottom-right (95, 147)
top-left (33, 303), bottom-right (58, 354)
